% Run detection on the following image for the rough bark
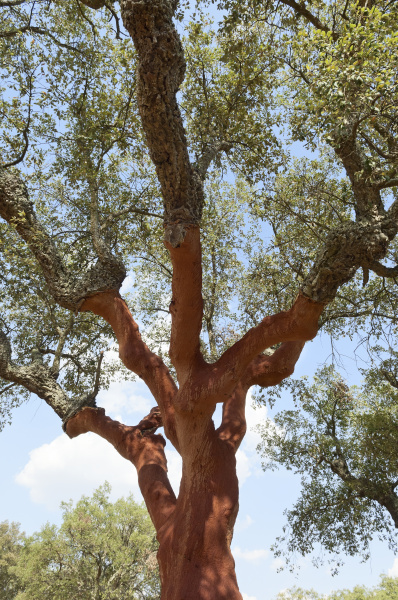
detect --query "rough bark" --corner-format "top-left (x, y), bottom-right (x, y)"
top-left (301, 216), bottom-right (398, 303)
top-left (121, 0), bottom-right (203, 244)
top-left (0, 330), bottom-right (96, 421)
top-left (0, 169), bottom-right (126, 311)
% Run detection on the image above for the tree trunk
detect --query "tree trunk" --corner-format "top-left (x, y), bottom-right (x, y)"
top-left (157, 420), bottom-right (242, 600)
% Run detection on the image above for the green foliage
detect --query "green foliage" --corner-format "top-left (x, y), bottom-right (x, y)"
top-left (0, 521), bottom-right (24, 600)
top-left (8, 483), bottom-right (159, 600)
top-left (257, 365), bottom-right (398, 570)
top-left (274, 575), bottom-right (398, 600)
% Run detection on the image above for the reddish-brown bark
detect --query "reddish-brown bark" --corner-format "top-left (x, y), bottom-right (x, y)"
top-left (67, 226), bottom-right (325, 600)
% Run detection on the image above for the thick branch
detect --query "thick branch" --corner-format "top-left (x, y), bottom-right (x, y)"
top-left (368, 260), bottom-right (398, 278)
top-left (377, 177), bottom-right (398, 190)
top-left (166, 226), bottom-right (204, 384)
top-left (301, 217), bottom-right (397, 303)
top-left (243, 341), bottom-right (305, 388)
top-left (329, 455), bottom-right (398, 528)
top-left (217, 383), bottom-right (248, 452)
top-left (0, 330), bottom-right (95, 421)
top-left (0, 0), bottom-right (26, 7)
top-left (334, 137), bottom-right (385, 218)
top-left (121, 0), bottom-right (202, 244)
top-left (207, 295), bottom-right (323, 403)
top-left (80, 291), bottom-right (179, 449)
top-left (79, 0), bottom-right (107, 8)
top-left (0, 169), bottom-right (126, 311)
top-left (65, 406), bottom-right (177, 531)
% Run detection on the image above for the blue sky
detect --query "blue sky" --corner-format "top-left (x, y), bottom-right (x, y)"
top-left (1, 321), bottom-right (397, 600)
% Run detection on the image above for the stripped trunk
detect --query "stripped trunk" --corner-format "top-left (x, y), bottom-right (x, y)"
top-left (65, 256), bottom-right (324, 599)
top-left (157, 419), bottom-right (241, 600)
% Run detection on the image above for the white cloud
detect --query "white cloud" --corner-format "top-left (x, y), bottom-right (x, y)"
top-left (16, 433), bottom-right (141, 511)
top-left (235, 514), bottom-right (254, 533)
top-left (388, 557), bottom-right (398, 577)
top-left (233, 546), bottom-right (268, 562)
top-left (242, 594), bottom-right (258, 600)
top-left (98, 381), bottom-right (152, 419)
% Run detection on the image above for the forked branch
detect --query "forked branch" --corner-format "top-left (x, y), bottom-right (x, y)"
top-left (210, 295), bottom-right (323, 400)
top-left (81, 291), bottom-right (179, 449)
top-left (66, 406), bottom-right (177, 530)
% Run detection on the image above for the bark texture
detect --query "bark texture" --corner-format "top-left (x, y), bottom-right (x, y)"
top-left (0, 169), bottom-right (126, 311)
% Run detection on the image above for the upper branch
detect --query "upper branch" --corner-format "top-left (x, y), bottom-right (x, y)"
top-left (301, 216), bottom-right (398, 303)
top-left (0, 169), bottom-right (126, 311)
top-left (194, 141), bottom-right (233, 181)
top-left (66, 406), bottom-right (177, 531)
top-left (121, 0), bottom-right (202, 245)
top-left (278, 0), bottom-right (333, 35)
top-left (166, 226), bottom-right (204, 384)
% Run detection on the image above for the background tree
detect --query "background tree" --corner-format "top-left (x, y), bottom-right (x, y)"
top-left (12, 483), bottom-right (159, 600)
top-left (0, 521), bottom-right (23, 600)
top-left (274, 575), bottom-right (398, 600)
top-left (0, 0), bottom-right (398, 599)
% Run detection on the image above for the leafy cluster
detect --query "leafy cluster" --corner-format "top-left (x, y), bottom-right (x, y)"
top-left (0, 484), bottom-right (159, 600)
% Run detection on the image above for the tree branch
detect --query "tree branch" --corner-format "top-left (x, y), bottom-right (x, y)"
top-left (216, 382), bottom-right (248, 452)
top-left (0, 169), bottom-right (126, 311)
top-left (1, 73), bottom-right (33, 169)
top-left (79, 0), bottom-right (107, 8)
top-left (194, 141), bottom-right (233, 181)
top-left (278, 0), bottom-right (333, 35)
top-left (0, 25), bottom-right (85, 54)
top-left (80, 291), bottom-right (179, 450)
top-left (367, 260), bottom-right (398, 278)
top-left (65, 406), bottom-right (177, 531)
top-left (377, 177), bottom-right (398, 190)
top-left (0, 329), bottom-right (95, 421)
top-left (208, 295), bottom-right (323, 403)
top-left (301, 218), bottom-right (397, 303)
top-left (166, 226), bottom-right (204, 385)
top-left (121, 0), bottom-right (203, 245)
top-left (50, 313), bottom-right (75, 378)
top-left (243, 341), bottom-right (305, 388)
top-left (0, 0), bottom-right (27, 7)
